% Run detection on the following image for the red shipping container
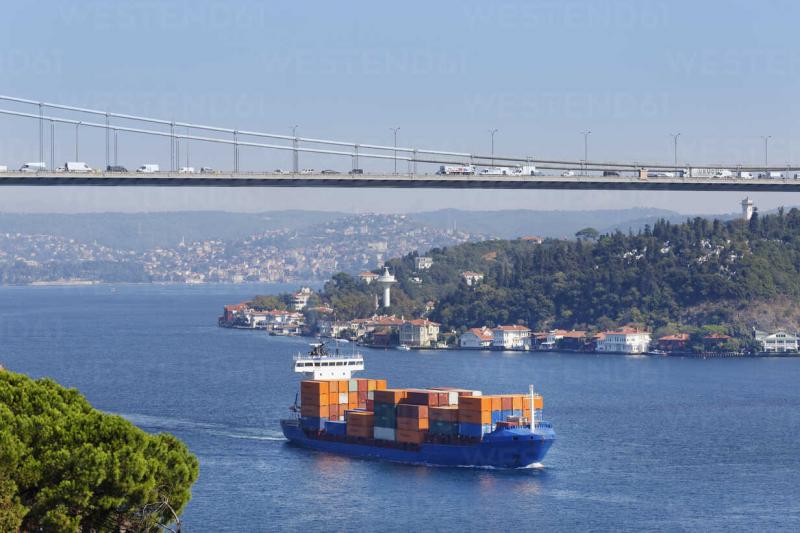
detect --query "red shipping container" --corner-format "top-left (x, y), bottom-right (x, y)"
top-left (358, 391), bottom-right (368, 403)
top-left (501, 396), bottom-right (513, 410)
top-left (374, 389), bottom-right (407, 404)
top-left (396, 429), bottom-right (426, 444)
top-left (403, 389), bottom-right (439, 407)
top-left (301, 380), bottom-right (329, 395)
top-left (366, 399), bottom-right (374, 411)
top-left (357, 379), bottom-right (368, 392)
top-left (397, 404), bottom-right (428, 419)
top-left (429, 406), bottom-right (459, 422)
top-left (301, 404), bottom-right (329, 418)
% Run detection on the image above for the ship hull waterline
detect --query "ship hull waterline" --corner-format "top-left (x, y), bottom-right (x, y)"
top-left (281, 419), bottom-right (555, 469)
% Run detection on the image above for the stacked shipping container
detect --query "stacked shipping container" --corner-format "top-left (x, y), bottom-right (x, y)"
top-left (300, 379), bottom-right (543, 444)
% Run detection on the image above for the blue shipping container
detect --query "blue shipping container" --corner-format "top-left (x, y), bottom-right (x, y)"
top-left (324, 420), bottom-right (347, 436)
top-left (458, 422), bottom-right (492, 438)
top-left (301, 416), bottom-right (326, 431)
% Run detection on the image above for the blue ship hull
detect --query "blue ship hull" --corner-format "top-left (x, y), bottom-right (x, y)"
top-left (281, 419), bottom-right (555, 469)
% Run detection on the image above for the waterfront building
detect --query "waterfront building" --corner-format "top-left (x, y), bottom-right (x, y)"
top-left (459, 327), bottom-right (494, 349)
top-left (492, 325), bottom-right (531, 350)
top-left (595, 328), bottom-right (651, 354)
top-left (400, 319), bottom-right (441, 348)
top-left (415, 256), bottom-right (433, 270)
top-left (754, 330), bottom-right (799, 353)
top-left (657, 333), bottom-right (689, 352)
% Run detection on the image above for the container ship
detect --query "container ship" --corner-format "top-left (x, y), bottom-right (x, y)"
top-left (280, 344), bottom-right (555, 468)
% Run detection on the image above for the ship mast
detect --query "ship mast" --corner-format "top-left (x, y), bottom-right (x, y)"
top-left (529, 383), bottom-right (535, 434)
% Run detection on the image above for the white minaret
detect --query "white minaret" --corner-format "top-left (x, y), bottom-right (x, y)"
top-left (376, 267), bottom-right (396, 308)
top-left (741, 197), bottom-right (754, 221)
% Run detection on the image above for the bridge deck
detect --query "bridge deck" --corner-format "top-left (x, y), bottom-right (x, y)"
top-left (0, 172), bottom-right (799, 191)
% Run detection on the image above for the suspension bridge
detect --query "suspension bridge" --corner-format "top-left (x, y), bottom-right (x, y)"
top-left (1, 95), bottom-right (799, 191)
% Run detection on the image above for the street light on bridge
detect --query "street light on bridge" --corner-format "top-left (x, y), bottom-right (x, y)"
top-left (292, 125), bottom-right (299, 173)
top-left (390, 127), bottom-right (400, 175)
top-left (670, 133), bottom-right (681, 167)
top-left (489, 128), bottom-right (498, 166)
top-left (75, 121), bottom-right (81, 161)
top-left (761, 135), bottom-right (772, 171)
top-left (580, 130), bottom-right (591, 174)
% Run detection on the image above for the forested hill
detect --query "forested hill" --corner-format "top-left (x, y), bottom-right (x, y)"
top-left (318, 208), bottom-right (800, 333)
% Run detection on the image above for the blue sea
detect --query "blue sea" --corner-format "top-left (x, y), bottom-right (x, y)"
top-left (1, 284), bottom-right (799, 532)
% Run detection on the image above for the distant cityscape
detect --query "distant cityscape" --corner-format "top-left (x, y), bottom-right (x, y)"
top-left (0, 213), bottom-right (485, 285)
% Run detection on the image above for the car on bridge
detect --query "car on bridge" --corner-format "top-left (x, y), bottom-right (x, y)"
top-left (348, 168), bottom-right (364, 175)
top-left (106, 165), bottom-right (128, 172)
top-left (179, 167), bottom-right (196, 174)
top-left (200, 167), bottom-right (215, 174)
top-left (136, 164), bottom-right (159, 173)
top-left (321, 169), bottom-right (341, 175)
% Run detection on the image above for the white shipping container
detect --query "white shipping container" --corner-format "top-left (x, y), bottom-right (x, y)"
top-left (348, 379), bottom-right (358, 392)
top-left (373, 427), bottom-right (396, 441)
top-left (339, 392), bottom-right (348, 404)
top-left (0, 165), bottom-right (7, 172)
top-left (367, 390), bottom-right (374, 401)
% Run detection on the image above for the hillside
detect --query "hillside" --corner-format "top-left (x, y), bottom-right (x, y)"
top-left (312, 208), bottom-right (800, 334)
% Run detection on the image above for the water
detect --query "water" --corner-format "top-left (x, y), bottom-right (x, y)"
top-left (2, 284), bottom-right (799, 532)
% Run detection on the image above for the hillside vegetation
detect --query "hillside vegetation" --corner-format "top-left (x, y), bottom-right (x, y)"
top-left (314, 209), bottom-right (800, 334)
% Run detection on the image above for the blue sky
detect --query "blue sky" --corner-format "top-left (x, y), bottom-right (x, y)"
top-left (1, 0), bottom-right (799, 213)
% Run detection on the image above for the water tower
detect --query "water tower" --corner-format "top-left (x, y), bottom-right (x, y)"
top-left (376, 267), bottom-right (396, 308)
top-left (741, 197), bottom-right (754, 221)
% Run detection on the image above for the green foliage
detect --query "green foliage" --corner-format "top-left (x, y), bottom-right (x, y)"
top-left (0, 370), bottom-right (199, 531)
top-left (250, 293), bottom-right (290, 310)
top-left (575, 227), bottom-right (600, 240)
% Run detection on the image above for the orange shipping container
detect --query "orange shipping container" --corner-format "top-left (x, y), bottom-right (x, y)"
top-left (339, 380), bottom-right (349, 392)
top-left (328, 380), bottom-right (339, 394)
top-left (346, 425), bottom-right (373, 438)
top-left (490, 396), bottom-right (502, 411)
top-left (301, 380), bottom-right (329, 395)
top-left (458, 409), bottom-right (492, 424)
top-left (348, 392), bottom-right (358, 404)
top-left (375, 379), bottom-right (388, 391)
top-left (368, 379), bottom-right (376, 391)
top-left (523, 395), bottom-right (544, 410)
top-left (301, 393), bottom-right (329, 406)
top-left (511, 395), bottom-right (523, 410)
top-left (301, 404), bottom-right (329, 418)
top-left (397, 417), bottom-right (429, 431)
top-left (396, 429), bottom-right (426, 444)
top-left (459, 396), bottom-right (492, 412)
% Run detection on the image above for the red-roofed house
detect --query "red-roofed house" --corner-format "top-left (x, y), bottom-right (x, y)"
top-left (657, 333), bottom-right (689, 352)
top-left (459, 327), bottom-right (494, 349)
top-left (400, 319), bottom-right (441, 348)
top-left (359, 271), bottom-right (379, 284)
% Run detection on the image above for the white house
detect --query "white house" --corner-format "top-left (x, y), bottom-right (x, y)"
top-left (459, 327), bottom-right (494, 349)
top-left (292, 287), bottom-right (313, 310)
top-left (415, 256), bottom-right (433, 270)
top-left (595, 328), bottom-right (651, 354)
top-left (462, 271), bottom-right (485, 286)
top-left (492, 325), bottom-right (531, 350)
top-left (359, 271), bottom-right (379, 284)
top-left (755, 330), bottom-right (799, 353)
